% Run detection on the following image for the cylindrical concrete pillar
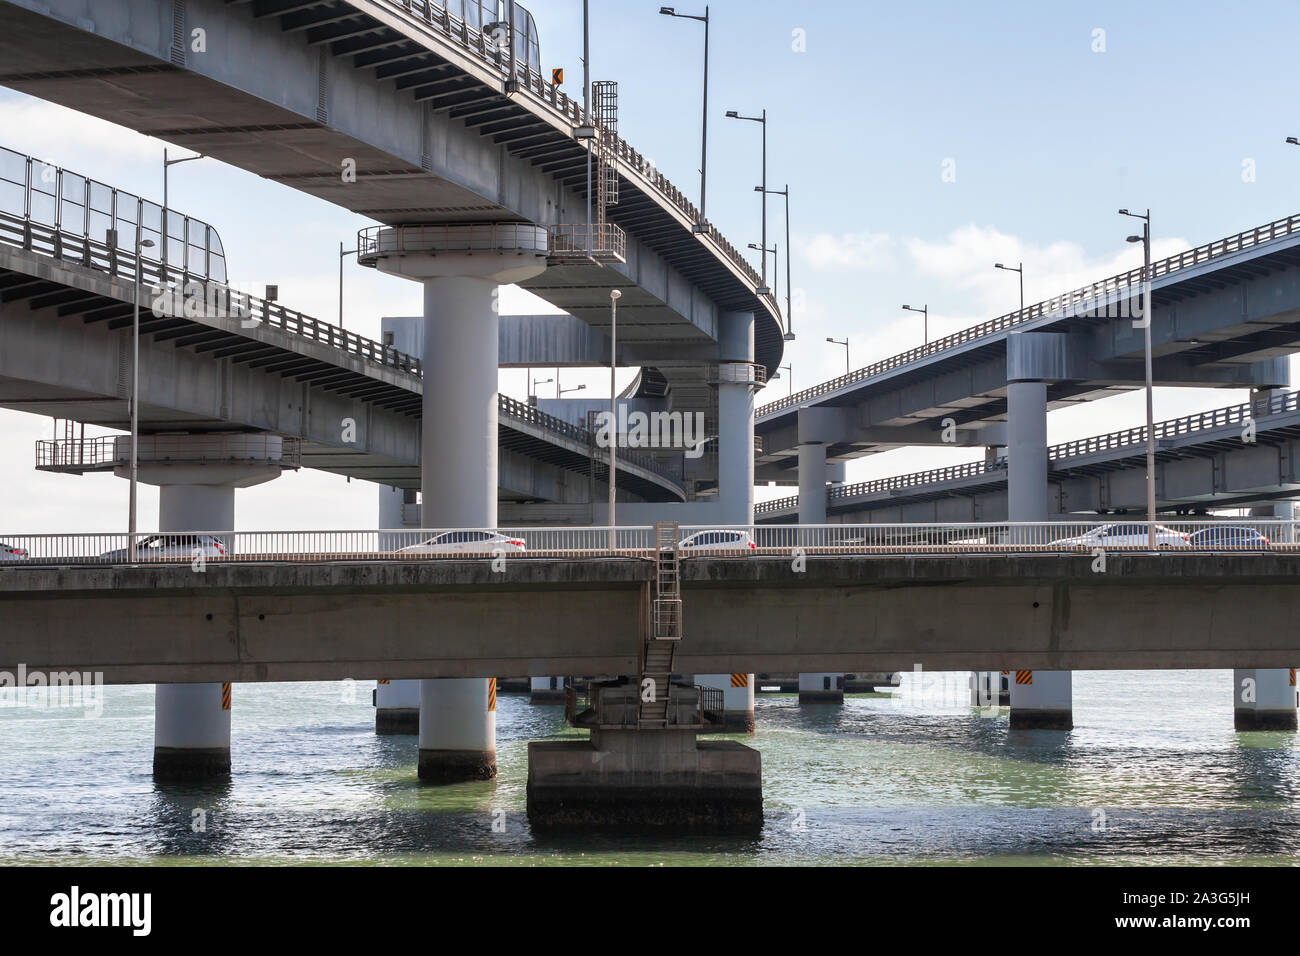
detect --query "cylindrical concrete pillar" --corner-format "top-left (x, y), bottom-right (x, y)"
top-left (155, 481), bottom-right (236, 779)
top-left (695, 673), bottom-right (756, 732)
top-left (421, 275), bottom-right (499, 527)
top-left (717, 311), bottom-right (756, 526)
top-left (419, 274), bottom-right (500, 782)
top-left (154, 683), bottom-right (231, 779)
top-left (418, 677), bottom-right (497, 783)
top-left (1006, 381), bottom-right (1070, 729)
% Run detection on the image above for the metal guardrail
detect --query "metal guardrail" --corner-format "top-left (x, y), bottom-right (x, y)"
top-left (546, 222), bottom-right (628, 262)
top-left (372, 0), bottom-right (775, 309)
top-left (0, 521), bottom-right (1296, 567)
top-left (0, 146), bottom-right (227, 282)
top-left (35, 434), bottom-right (303, 472)
top-left (758, 214), bottom-right (1300, 417)
top-left (755, 387), bottom-right (1300, 515)
top-left (356, 222), bottom-right (549, 262)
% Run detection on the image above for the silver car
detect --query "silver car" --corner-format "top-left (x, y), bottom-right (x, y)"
top-left (100, 533), bottom-right (227, 562)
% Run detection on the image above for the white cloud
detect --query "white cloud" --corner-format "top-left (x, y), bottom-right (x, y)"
top-left (799, 231), bottom-right (896, 271)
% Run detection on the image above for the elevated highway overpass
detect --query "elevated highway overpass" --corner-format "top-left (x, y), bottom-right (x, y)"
top-left (0, 145), bottom-right (685, 505)
top-left (0, 0), bottom-right (786, 425)
top-left (757, 388), bottom-right (1300, 523)
top-left (755, 216), bottom-right (1300, 483)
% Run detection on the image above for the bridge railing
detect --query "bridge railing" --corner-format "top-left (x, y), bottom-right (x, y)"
top-left (372, 0), bottom-right (773, 304)
top-left (0, 146), bottom-right (227, 283)
top-left (1, 520), bottom-right (1296, 566)
top-left (34, 435), bottom-right (303, 473)
top-left (758, 213), bottom-right (1300, 417)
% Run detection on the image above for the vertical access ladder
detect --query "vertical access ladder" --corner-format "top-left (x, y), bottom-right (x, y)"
top-left (638, 522), bottom-right (682, 727)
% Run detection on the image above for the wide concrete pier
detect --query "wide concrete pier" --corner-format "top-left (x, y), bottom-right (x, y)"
top-left (526, 681), bottom-right (762, 831)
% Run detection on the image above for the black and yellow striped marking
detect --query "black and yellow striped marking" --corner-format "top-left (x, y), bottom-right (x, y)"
top-left (488, 678), bottom-right (497, 712)
top-left (1000, 670), bottom-right (1009, 675)
top-left (221, 682), bottom-right (231, 711)
top-left (1291, 668), bottom-right (1296, 687)
top-left (730, 673), bottom-right (749, 688)
top-left (1015, 670), bottom-right (1033, 685)
top-left (377, 679), bottom-right (390, 685)
top-left (551, 68), bottom-right (564, 85)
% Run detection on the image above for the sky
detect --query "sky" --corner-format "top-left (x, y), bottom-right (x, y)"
top-left (3, 0), bottom-right (1300, 532)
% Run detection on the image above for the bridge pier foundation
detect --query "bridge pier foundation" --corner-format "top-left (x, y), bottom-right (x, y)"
top-left (363, 223), bottom-right (547, 784)
top-left (530, 676), bottom-right (567, 705)
top-left (136, 450), bottom-right (281, 779)
top-left (375, 680), bottom-right (420, 734)
top-left (798, 672), bottom-right (845, 704)
top-left (1234, 502), bottom-right (1298, 730)
top-left (1233, 668), bottom-right (1297, 731)
top-left (695, 674), bottom-right (755, 732)
top-left (1008, 670), bottom-right (1072, 730)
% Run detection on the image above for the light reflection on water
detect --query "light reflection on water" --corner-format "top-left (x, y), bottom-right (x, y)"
top-left (1, 670), bottom-right (1298, 865)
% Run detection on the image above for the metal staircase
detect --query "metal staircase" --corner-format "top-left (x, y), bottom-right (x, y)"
top-left (639, 522), bottom-right (682, 727)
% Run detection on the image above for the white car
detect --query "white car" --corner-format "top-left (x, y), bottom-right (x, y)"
top-left (100, 533), bottom-right (227, 562)
top-left (677, 530), bottom-right (756, 553)
top-left (1049, 524), bottom-right (1190, 549)
top-left (399, 531), bottom-right (527, 555)
top-left (0, 542), bottom-right (28, 562)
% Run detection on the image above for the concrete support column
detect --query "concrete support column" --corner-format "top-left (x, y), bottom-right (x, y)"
top-left (1009, 670), bottom-right (1072, 730)
top-left (1006, 379), bottom-right (1071, 729)
top-left (797, 443), bottom-right (838, 703)
top-left (1007, 380), bottom-right (1049, 524)
top-left (376, 482), bottom-right (420, 733)
top-left (797, 442), bottom-right (828, 525)
top-left (375, 679), bottom-right (420, 734)
top-left (798, 672), bottom-right (844, 704)
top-left (716, 311), bottom-right (756, 525)
top-left (1233, 668), bottom-right (1298, 731)
top-left (419, 274), bottom-right (501, 783)
top-left (154, 482), bottom-right (235, 779)
top-left (694, 673), bottom-right (755, 732)
top-left (1234, 502), bottom-right (1298, 730)
top-left (364, 225), bottom-right (546, 785)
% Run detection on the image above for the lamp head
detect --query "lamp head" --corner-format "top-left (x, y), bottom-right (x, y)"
top-left (994, 262), bottom-right (1004, 269)
top-left (725, 110), bottom-right (739, 118)
top-left (1118, 208), bottom-right (1129, 216)
top-left (140, 239), bottom-right (155, 248)
top-left (610, 289), bottom-right (622, 301)
top-left (1126, 235), bottom-right (1142, 243)
top-left (659, 6), bottom-right (675, 14)
top-left (1288, 137), bottom-right (1300, 146)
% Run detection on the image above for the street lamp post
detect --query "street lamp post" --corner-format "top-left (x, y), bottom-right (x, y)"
top-left (726, 108), bottom-right (769, 292)
top-left (994, 261), bottom-right (1024, 313)
top-left (748, 241), bottom-right (776, 300)
top-left (339, 242), bottom-right (356, 328)
top-left (826, 337), bottom-right (849, 375)
top-left (1121, 207), bottom-right (1156, 552)
top-left (129, 234), bottom-right (157, 563)
top-left (529, 375), bottom-right (553, 405)
top-left (163, 148), bottom-right (203, 276)
top-left (608, 289), bottom-right (622, 547)
top-left (660, 7), bottom-right (710, 232)
top-left (902, 303), bottom-right (928, 345)
top-left (761, 184), bottom-right (794, 340)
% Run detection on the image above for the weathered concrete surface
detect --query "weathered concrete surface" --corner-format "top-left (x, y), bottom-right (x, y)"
top-left (4, 554), bottom-right (1300, 680)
